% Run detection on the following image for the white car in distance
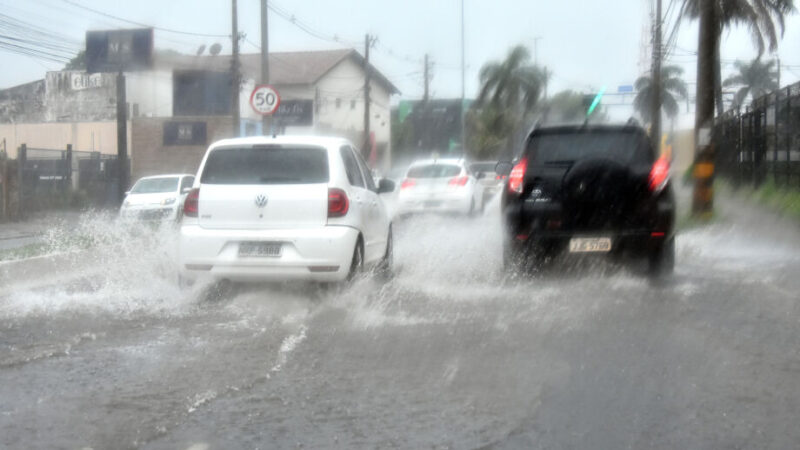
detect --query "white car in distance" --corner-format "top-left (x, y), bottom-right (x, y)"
top-left (120, 174), bottom-right (195, 221)
top-left (179, 136), bottom-right (394, 284)
top-left (397, 158), bottom-right (485, 216)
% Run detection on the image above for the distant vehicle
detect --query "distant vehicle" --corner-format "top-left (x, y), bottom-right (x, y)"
top-left (178, 135), bottom-right (395, 284)
top-left (470, 161), bottom-right (504, 203)
top-left (497, 124), bottom-right (676, 276)
top-left (397, 158), bottom-right (485, 216)
top-left (120, 174), bottom-right (195, 221)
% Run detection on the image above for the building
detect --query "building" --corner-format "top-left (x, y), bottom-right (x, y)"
top-left (0, 49), bottom-right (399, 183)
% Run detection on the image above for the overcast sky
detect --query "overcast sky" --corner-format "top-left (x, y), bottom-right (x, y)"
top-left (2, 0), bottom-right (799, 126)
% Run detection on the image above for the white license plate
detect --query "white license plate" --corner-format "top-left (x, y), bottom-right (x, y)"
top-left (238, 241), bottom-right (282, 257)
top-left (569, 237), bottom-right (612, 253)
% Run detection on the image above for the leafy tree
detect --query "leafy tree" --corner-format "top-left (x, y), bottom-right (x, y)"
top-left (723, 57), bottom-right (779, 107)
top-left (464, 106), bottom-right (515, 161)
top-left (64, 50), bottom-right (86, 70)
top-left (679, 0), bottom-right (795, 113)
top-left (541, 90), bottom-right (588, 123)
top-left (634, 65), bottom-right (689, 124)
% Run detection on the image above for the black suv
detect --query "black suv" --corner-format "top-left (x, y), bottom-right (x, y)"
top-left (497, 124), bottom-right (675, 276)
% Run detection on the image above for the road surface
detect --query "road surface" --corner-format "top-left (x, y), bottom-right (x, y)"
top-left (1, 194), bottom-right (799, 449)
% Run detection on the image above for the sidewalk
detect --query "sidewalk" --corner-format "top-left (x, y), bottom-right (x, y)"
top-left (0, 211), bottom-right (83, 251)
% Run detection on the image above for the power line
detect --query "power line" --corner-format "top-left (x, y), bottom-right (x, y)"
top-left (60, 0), bottom-right (230, 38)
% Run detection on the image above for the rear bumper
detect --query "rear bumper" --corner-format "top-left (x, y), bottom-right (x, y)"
top-left (120, 206), bottom-right (179, 221)
top-left (178, 224), bottom-right (359, 282)
top-left (397, 190), bottom-right (473, 214)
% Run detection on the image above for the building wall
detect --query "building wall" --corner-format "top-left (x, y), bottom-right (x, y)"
top-left (44, 71), bottom-right (118, 122)
top-left (129, 116), bottom-right (233, 183)
top-left (0, 80), bottom-right (45, 124)
top-left (0, 121), bottom-right (122, 158)
top-left (126, 70), bottom-right (174, 118)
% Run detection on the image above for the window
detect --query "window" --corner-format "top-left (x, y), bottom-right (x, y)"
top-left (180, 176), bottom-right (194, 192)
top-left (340, 146), bottom-right (365, 188)
top-left (131, 177), bottom-right (179, 194)
top-left (353, 149), bottom-right (377, 192)
top-left (201, 145), bottom-right (329, 185)
top-left (407, 164), bottom-right (462, 178)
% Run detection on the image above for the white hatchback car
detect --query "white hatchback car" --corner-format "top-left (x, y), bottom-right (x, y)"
top-left (178, 136), bottom-right (394, 283)
top-left (120, 174), bottom-right (195, 221)
top-left (397, 158), bottom-right (485, 215)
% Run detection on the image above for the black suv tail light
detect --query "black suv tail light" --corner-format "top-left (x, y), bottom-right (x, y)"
top-left (508, 157), bottom-right (528, 194)
top-left (648, 157), bottom-right (670, 193)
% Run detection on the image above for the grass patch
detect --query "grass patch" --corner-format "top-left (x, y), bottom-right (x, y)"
top-left (718, 177), bottom-right (800, 221)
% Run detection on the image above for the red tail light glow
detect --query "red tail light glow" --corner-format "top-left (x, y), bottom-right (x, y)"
top-left (328, 188), bottom-right (349, 218)
top-left (400, 178), bottom-right (416, 189)
top-left (183, 188), bottom-right (200, 218)
top-left (508, 157), bottom-right (528, 194)
top-left (648, 157), bottom-right (670, 193)
top-left (448, 175), bottom-right (469, 186)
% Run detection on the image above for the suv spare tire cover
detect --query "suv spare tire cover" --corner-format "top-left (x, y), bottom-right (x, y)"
top-left (561, 158), bottom-right (632, 222)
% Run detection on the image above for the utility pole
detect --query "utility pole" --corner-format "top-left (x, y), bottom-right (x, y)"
top-left (363, 34), bottom-right (373, 160)
top-left (776, 56), bottom-right (781, 88)
top-left (423, 54), bottom-right (430, 102)
top-left (533, 36), bottom-right (542, 65)
top-left (231, 0), bottom-right (241, 137)
top-left (261, 0), bottom-right (271, 136)
top-left (651, 0), bottom-right (662, 153)
top-left (460, 0), bottom-right (466, 153)
top-left (116, 70), bottom-right (128, 203)
top-left (692, 0), bottom-right (718, 216)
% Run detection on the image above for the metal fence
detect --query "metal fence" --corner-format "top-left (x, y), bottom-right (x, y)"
top-left (17, 145), bottom-right (119, 213)
top-left (715, 80), bottom-right (800, 188)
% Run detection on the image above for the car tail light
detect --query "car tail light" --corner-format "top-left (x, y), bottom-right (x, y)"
top-left (508, 157), bottom-right (528, 194)
top-left (400, 178), bottom-right (416, 189)
top-left (648, 156), bottom-right (670, 193)
top-left (328, 188), bottom-right (349, 218)
top-left (448, 175), bottom-right (469, 186)
top-left (183, 188), bottom-right (200, 218)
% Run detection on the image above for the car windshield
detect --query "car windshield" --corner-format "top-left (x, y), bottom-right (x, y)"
top-left (407, 164), bottom-right (461, 178)
top-left (200, 145), bottom-right (329, 184)
top-left (130, 177), bottom-right (179, 194)
top-left (526, 131), bottom-right (653, 165)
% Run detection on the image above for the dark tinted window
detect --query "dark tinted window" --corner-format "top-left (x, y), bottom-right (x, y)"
top-left (131, 177), bottom-right (179, 193)
top-left (407, 164), bottom-right (462, 178)
top-left (526, 131), bottom-right (653, 165)
top-left (201, 145), bottom-right (329, 185)
top-left (354, 150), bottom-right (377, 192)
top-left (340, 147), bottom-right (365, 188)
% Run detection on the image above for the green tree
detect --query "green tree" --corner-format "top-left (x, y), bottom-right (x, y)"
top-left (477, 45), bottom-right (544, 115)
top-left (723, 57), bottom-right (779, 107)
top-left (634, 65), bottom-right (689, 124)
top-left (679, 0), bottom-right (795, 113)
top-left (464, 106), bottom-right (516, 161)
top-left (541, 90), bottom-right (588, 123)
top-left (64, 50), bottom-right (86, 70)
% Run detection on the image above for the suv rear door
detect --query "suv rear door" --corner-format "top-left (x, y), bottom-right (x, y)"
top-left (197, 144), bottom-right (330, 230)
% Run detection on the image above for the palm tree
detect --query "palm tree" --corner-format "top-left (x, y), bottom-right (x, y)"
top-left (678, 0), bottom-right (795, 114)
top-left (634, 65), bottom-right (689, 124)
top-left (476, 45), bottom-right (544, 116)
top-left (722, 57), bottom-right (779, 107)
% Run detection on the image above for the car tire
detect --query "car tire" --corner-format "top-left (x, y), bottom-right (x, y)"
top-left (376, 226), bottom-right (393, 280)
top-left (648, 237), bottom-right (675, 277)
top-left (346, 238), bottom-right (364, 282)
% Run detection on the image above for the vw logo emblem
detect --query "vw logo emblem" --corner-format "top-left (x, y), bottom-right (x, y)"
top-left (254, 194), bottom-right (268, 208)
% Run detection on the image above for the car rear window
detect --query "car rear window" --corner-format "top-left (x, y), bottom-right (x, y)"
top-left (200, 145), bottom-right (329, 185)
top-left (131, 177), bottom-right (179, 193)
top-left (407, 164), bottom-right (462, 178)
top-left (526, 131), bottom-right (653, 165)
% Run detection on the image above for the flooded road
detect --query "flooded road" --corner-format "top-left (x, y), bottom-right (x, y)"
top-left (2, 197), bottom-right (800, 449)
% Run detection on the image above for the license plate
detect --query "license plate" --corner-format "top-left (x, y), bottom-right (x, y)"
top-left (238, 241), bottom-right (282, 257)
top-left (569, 237), bottom-right (612, 253)
top-left (424, 200), bottom-right (442, 208)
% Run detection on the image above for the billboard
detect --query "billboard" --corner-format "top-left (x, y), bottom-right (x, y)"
top-left (86, 28), bottom-right (154, 73)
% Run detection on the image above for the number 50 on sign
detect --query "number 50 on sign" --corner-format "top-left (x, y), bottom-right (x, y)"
top-left (249, 85), bottom-right (280, 115)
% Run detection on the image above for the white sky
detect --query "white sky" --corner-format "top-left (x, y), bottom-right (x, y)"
top-left (1, 0), bottom-right (799, 128)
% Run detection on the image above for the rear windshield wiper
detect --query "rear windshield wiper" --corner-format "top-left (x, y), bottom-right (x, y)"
top-left (542, 160), bottom-right (575, 165)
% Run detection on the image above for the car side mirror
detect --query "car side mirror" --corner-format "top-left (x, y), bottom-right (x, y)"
top-left (495, 161), bottom-right (513, 177)
top-left (377, 178), bottom-right (395, 194)
top-left (181, 187), bottom-right (192, 194)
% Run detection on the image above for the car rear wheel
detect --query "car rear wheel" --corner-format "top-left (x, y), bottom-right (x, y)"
top-left (648, 237), bottom-right (675, 277)
top-left (376, 227), bottom-right (393, 280)
top-left (346, 238), bottom-right (364, 282)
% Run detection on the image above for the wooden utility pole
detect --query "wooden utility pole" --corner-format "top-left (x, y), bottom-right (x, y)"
top-left (651, 0), bottom-right (663, 153)
top-left (423, 54), bottom-right (430, 102)
top-left (231, 0), bottom-right (241, 136)
top-left (363, 34), bottom-right (372, 160)
top-left (692, 0), bottom-right (718, 216)
top-left (261, 0), bottom-right (271, 136)
top-left (116, 71), bottom-right (128, 203)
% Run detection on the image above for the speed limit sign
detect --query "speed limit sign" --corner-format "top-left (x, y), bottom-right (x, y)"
top-left (249, 85), bottom-right (280, 115)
